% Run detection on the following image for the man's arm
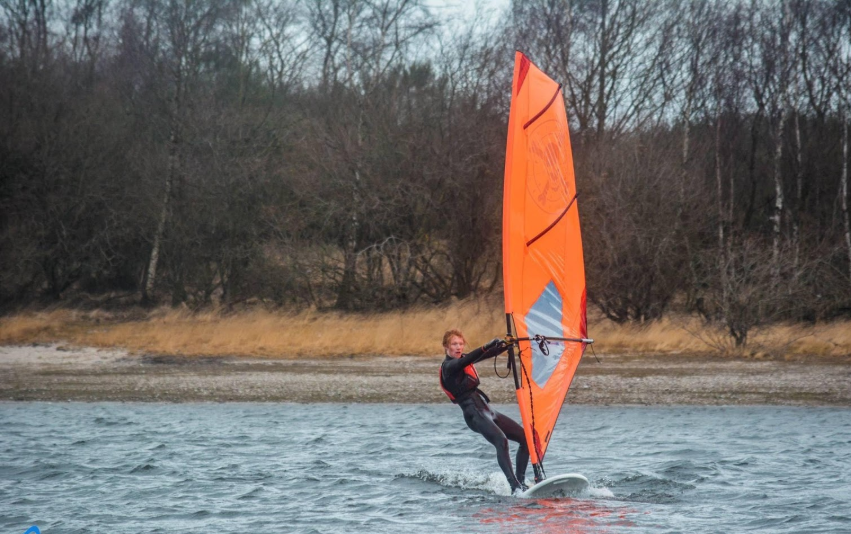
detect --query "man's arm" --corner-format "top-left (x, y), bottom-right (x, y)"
top-left (443, 339), bottom-right (509, 376)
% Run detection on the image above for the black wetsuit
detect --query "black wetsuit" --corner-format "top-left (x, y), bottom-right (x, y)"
top-left (441, 345), bottom-right (529, 491)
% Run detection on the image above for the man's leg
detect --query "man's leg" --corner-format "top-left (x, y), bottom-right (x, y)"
top-left (467, 411), bottom-right (522, 490)
top-left (493, 411), bottom-right (529, 487)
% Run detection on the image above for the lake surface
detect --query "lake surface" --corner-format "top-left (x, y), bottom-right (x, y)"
top-left (1, 403), bottom-right (849, 533)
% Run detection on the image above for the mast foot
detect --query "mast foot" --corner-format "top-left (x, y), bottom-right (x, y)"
top-left (533, 463), bottom-right (546, 483)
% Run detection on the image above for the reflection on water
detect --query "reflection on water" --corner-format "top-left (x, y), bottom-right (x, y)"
top-left (1, 403), bottom-right (849, 533)
top-left (477, 498), bottom-right (640, 533)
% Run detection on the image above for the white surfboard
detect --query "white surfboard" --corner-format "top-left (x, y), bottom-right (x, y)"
top-left (519, 473), bottom-right (589, 498)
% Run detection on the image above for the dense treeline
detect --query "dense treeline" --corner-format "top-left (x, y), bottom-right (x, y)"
top-left (2, 0), bottom-right (851, 346)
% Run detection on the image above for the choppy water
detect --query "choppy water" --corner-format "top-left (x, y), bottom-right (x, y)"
top-left (1, 403), bottom-right (850, 533)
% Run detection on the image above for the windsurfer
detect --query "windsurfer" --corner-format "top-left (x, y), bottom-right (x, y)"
top-left (439, 329), bottom-right (530, 494)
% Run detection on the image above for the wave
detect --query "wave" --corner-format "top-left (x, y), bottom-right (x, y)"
top-left (395, 468), bottom-right (511, 495)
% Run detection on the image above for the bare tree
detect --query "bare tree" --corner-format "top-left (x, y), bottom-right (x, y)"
top-left (744, 1), bottom-right (794, 275)
top-left (511, 0), bottom-right (668, 141)
top-left (583, 134), bottom-right (694, 323)
top-left (137, 0), bottom-right (232, 304)
top-left (836, 2), bottom-right (851, 282)
top-left (305, 0), bottom-right (435, 309)
top-left (2, 0), bottom-right (851, 323)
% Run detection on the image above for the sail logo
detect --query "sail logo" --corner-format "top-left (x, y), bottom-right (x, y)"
top-left (527, 119), bottom-right (571, 214)
top-left (24, 527), bottom-right (41, 534)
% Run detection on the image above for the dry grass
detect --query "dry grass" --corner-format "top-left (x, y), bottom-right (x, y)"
top-left (1, 300), bottom-right (849, 358)
top-left (0, 299), bottom-right (506, 358)
top-left (589, 313), bottom-right (851, 358)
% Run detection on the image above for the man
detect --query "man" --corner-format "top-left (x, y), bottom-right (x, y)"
top-left (439, 329), bottom-right (529, 494)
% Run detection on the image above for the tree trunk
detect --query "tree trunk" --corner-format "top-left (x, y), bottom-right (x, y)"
top-left (680, 104), bottom-right (699, 309)
top-left (336, 104), bottom-right (363, 310)
top-left (771, 104), bottom-right (786, 275)
top-left (142, 102), bottom-right (180, 304)
top-left (681, 102), bottom-right (690, 203)
top-left (744, 110), bottom-right (761, 229)
top-left (142, 165), bottom-right (171, 303)
top-left (334, 5), bottom-right (361, 310)
top-left (842, 106), bottom-right (851, 283)
top-left (793, 109), bottom-right (803, 276)
top-left (771, 0), bottom-right (791, 278)
top-left (595, 0), bottom-right (608, 140)
top-left (715, 116), bottom-right (726, 307)
top-left (335, 175), bottom-right (360, 310)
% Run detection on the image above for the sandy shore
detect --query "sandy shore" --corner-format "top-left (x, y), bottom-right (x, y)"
top-left (1, 344), bottom-right (849, 405)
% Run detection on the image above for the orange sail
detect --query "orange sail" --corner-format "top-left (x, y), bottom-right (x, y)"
top-left (502, 52), bottom-right (589, 479)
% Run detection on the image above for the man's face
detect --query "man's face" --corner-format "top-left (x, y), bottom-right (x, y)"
top-left (445, 336), bottom-right (465, 358)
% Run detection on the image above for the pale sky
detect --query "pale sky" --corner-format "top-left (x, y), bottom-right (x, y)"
top-left (425, 0), bottom-right (511, 24)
